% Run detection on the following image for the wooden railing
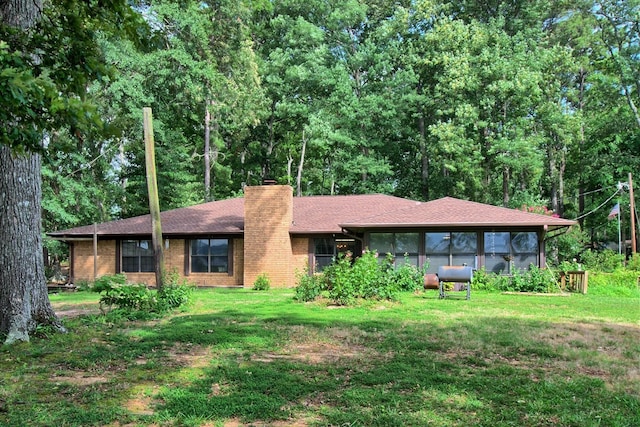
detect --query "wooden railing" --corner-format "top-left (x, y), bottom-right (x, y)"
top-left (560, 270), bottom-right (588, 294)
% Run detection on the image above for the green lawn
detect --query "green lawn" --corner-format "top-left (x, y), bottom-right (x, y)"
top-left (1, 288), bottom-right (639, 426)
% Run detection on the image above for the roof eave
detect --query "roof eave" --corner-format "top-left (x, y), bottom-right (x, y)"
top-left (339, 222), bottom-right (574, 229)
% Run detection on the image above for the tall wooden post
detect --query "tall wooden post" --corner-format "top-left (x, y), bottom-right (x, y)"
top-left (630, 173), bottom-right (636, 254)
top-left (143, 108), bottom-right (164, 289)
top-left (93, 223), bottom-right (98, 281)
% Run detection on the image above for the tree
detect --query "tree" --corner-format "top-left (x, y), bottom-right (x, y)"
top-left (0, 0), bottom-right (141, 344)
top-left (0, 0), bottom-right (64, 344)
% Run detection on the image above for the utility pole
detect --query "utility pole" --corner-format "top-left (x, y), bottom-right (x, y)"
top-left (630, 173), bottom-right (636, 254)
top-left (143, 107), bottom-right (164, 289)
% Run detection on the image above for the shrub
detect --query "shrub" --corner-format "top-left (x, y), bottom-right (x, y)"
top-left (158, 270), bottom-right (195, 309)
top-left (158, 283), bottom-right (194, 310)
top-left (321, 251), bottom-right (407, 304)
top-left (471, 265), bottom-right (558, 293)
top-left (627, 253), bottom-right (640, 271)
top-left (100, 283), bottom-right (157, 313)
top-left (588, 271), bottom-right (640, 297)
top-left (580, 249), bottom-right (624, 272)
top-left (92, 273), bottom-right (127, 293)
top-left (390, 255), bottom-right (425, 292)
top-left (75, 279), bottom-right (92, 292)
top-left (471, 267), bottom-right (495, 291)
top-left (324, 252), bottom-right (359, 305)
top-left (294, 270), bottom-right (325, 302)
top-left (96, 270), bottom-right (194, 316)
top-left (252, 273), bottom-right (271, 291)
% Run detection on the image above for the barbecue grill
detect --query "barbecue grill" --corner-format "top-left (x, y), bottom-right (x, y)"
top-left (437, 265), bottom-right (473, 300)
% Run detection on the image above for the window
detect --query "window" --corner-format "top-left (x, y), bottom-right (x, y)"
top-left (484, 231), bottom-right (538, 274)
top-left (425, 232), bottom-right (477, 273)
top-left (369, 232), bottom-right (419, 266)
top-left (313, 238), bottom-right (356, 272)
top-left (191, 239), bottom-right (229, 273)
top-left (122, 240), bottom-right (154, 273)
top-left (314, 238), bottom-right (335, 272)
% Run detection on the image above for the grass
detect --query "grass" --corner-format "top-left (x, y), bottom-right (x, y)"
top-left (1, 288), bottom-right (639, 426)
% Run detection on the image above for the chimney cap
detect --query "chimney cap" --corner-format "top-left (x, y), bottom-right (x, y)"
top-left (262, 178), bottom-right (277, 185)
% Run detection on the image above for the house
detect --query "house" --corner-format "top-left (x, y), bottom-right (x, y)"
top-left (48, 184), bottom-right (576, 287)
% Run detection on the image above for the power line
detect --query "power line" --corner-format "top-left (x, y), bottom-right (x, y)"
top-left (577, 186), bottom-right (615, 197)
top-left (573, 188), bottom-right (620, 221)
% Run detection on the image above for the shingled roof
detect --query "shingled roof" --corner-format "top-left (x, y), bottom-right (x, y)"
top-left (48, 194), bottom-right (575, 240)
top-left (48, 197), bottom-right (245, 239)
top-left (339, 197), bottom-right (576, 231)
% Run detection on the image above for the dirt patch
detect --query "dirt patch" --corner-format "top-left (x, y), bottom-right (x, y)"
top-left (52, 375), bottom-right (109, 386)
top-left (124, 393), bottom-right (157, 416)
top-left (222, 417), bottom-right (315, 427)
top-left (252, 341), bottom-right (366, 364)
top-left (166, 343), bottom-right (214, 368)
top-left (507, 322), bottom-right (640, 392)
top-left (535, 322), bottom-right (640, 357)
top-left (54, 308), bottom-right (100, 318)
top-left (251, 326), bottom-right (378, 365)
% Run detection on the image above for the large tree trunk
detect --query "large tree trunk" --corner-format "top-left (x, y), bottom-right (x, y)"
top-left (0, 147), bottom-right (64, 344)
top-left (0, 0), bottom-right (64, 344)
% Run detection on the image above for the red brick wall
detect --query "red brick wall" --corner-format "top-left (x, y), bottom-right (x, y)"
top-left (243, 185), bottom-right (294, 287)
top-left (71, 237), bottom-right (243, 287)
top-left (291, 236), bottom-right (310, 283)
top-left (73, 240), bottom-right (116, 283)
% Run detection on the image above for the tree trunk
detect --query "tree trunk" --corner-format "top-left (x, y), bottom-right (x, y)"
top-left (0, 0), bottom-right (64, 344)
top-left (0, 147), bottom-right (64, 343)
top-left (296, 130), bottom-right (307, 197)
top-left (204, 102), bottom-right (211, 202)
top-left (502, 166), bottom-right (510, 207)
top-left (416, 81), bottom-right (429, 201)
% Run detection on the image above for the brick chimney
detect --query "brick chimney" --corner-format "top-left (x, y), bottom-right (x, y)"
top-left (243, 184), bottom-right (294, 287)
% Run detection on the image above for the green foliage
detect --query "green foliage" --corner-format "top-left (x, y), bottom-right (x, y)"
top-left (470, 267), bottom-right (494, 291)
top-left (627, 253), bottom-right (640, 271)
top-left (158, 269), bottom-right (196, 310)
top-left (297, 251), bottom-right (425, 305)
top-left (472, 265), bottom-right (558, 293)
top-left (94, 272), bottom-right (193, 316)
top-left (92, 273), bottom-right (127, 293)
top-left (391, 256), bottom-right (427, 292)
top-left (157, 283), bottom-right (194, 311)
top-left (293, 270), bottom-right (325, 302)
top-left (548, 226), bottom-right (589, 265)
top-left (252, 273), bottom-right (271, 291)
top-left (588, 271), bottom-right (640, 298)
top-left (579, 249), bottom-right (625, 272)
top-left (100, 283), bottom-right (157, 312)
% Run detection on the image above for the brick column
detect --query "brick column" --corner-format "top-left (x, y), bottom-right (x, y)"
top-left (243, 185), bottom-right (294, 287)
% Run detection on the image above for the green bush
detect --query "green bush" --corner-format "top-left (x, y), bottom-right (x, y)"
top-left (324, 253), bottom-right (360, 305)
top-left (158, 283), bottom-right (194, 310)
top-left (100, 283), bottom-right (157, 312)
top-left (627, 253), bottom-right (640, 271)
top-left (471, 265), bottom-right (558, 293)
top-left (92, 273), bottom-right (128, 293)
top-left (470, 267), bottom-right (497, 291)
top-left (252, 273), bottom-right (271, 291)
top-left (390, 255), bottom-right (425, 292)
top-left (96, 270), bottom-right (194, 316)
top-left (580, 249), bottom-right (624, 272)
top-left (588, 271), bottom-right (640, 297)
top-left (315, 251), bottom-right (413, 305)
top-left (294, 270), bottom-right (325, 302)
top-left (158, 270), bottom-right (195, 309)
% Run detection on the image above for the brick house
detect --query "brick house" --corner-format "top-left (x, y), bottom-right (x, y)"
top-left (48, 184), bottom-right (576, 287)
